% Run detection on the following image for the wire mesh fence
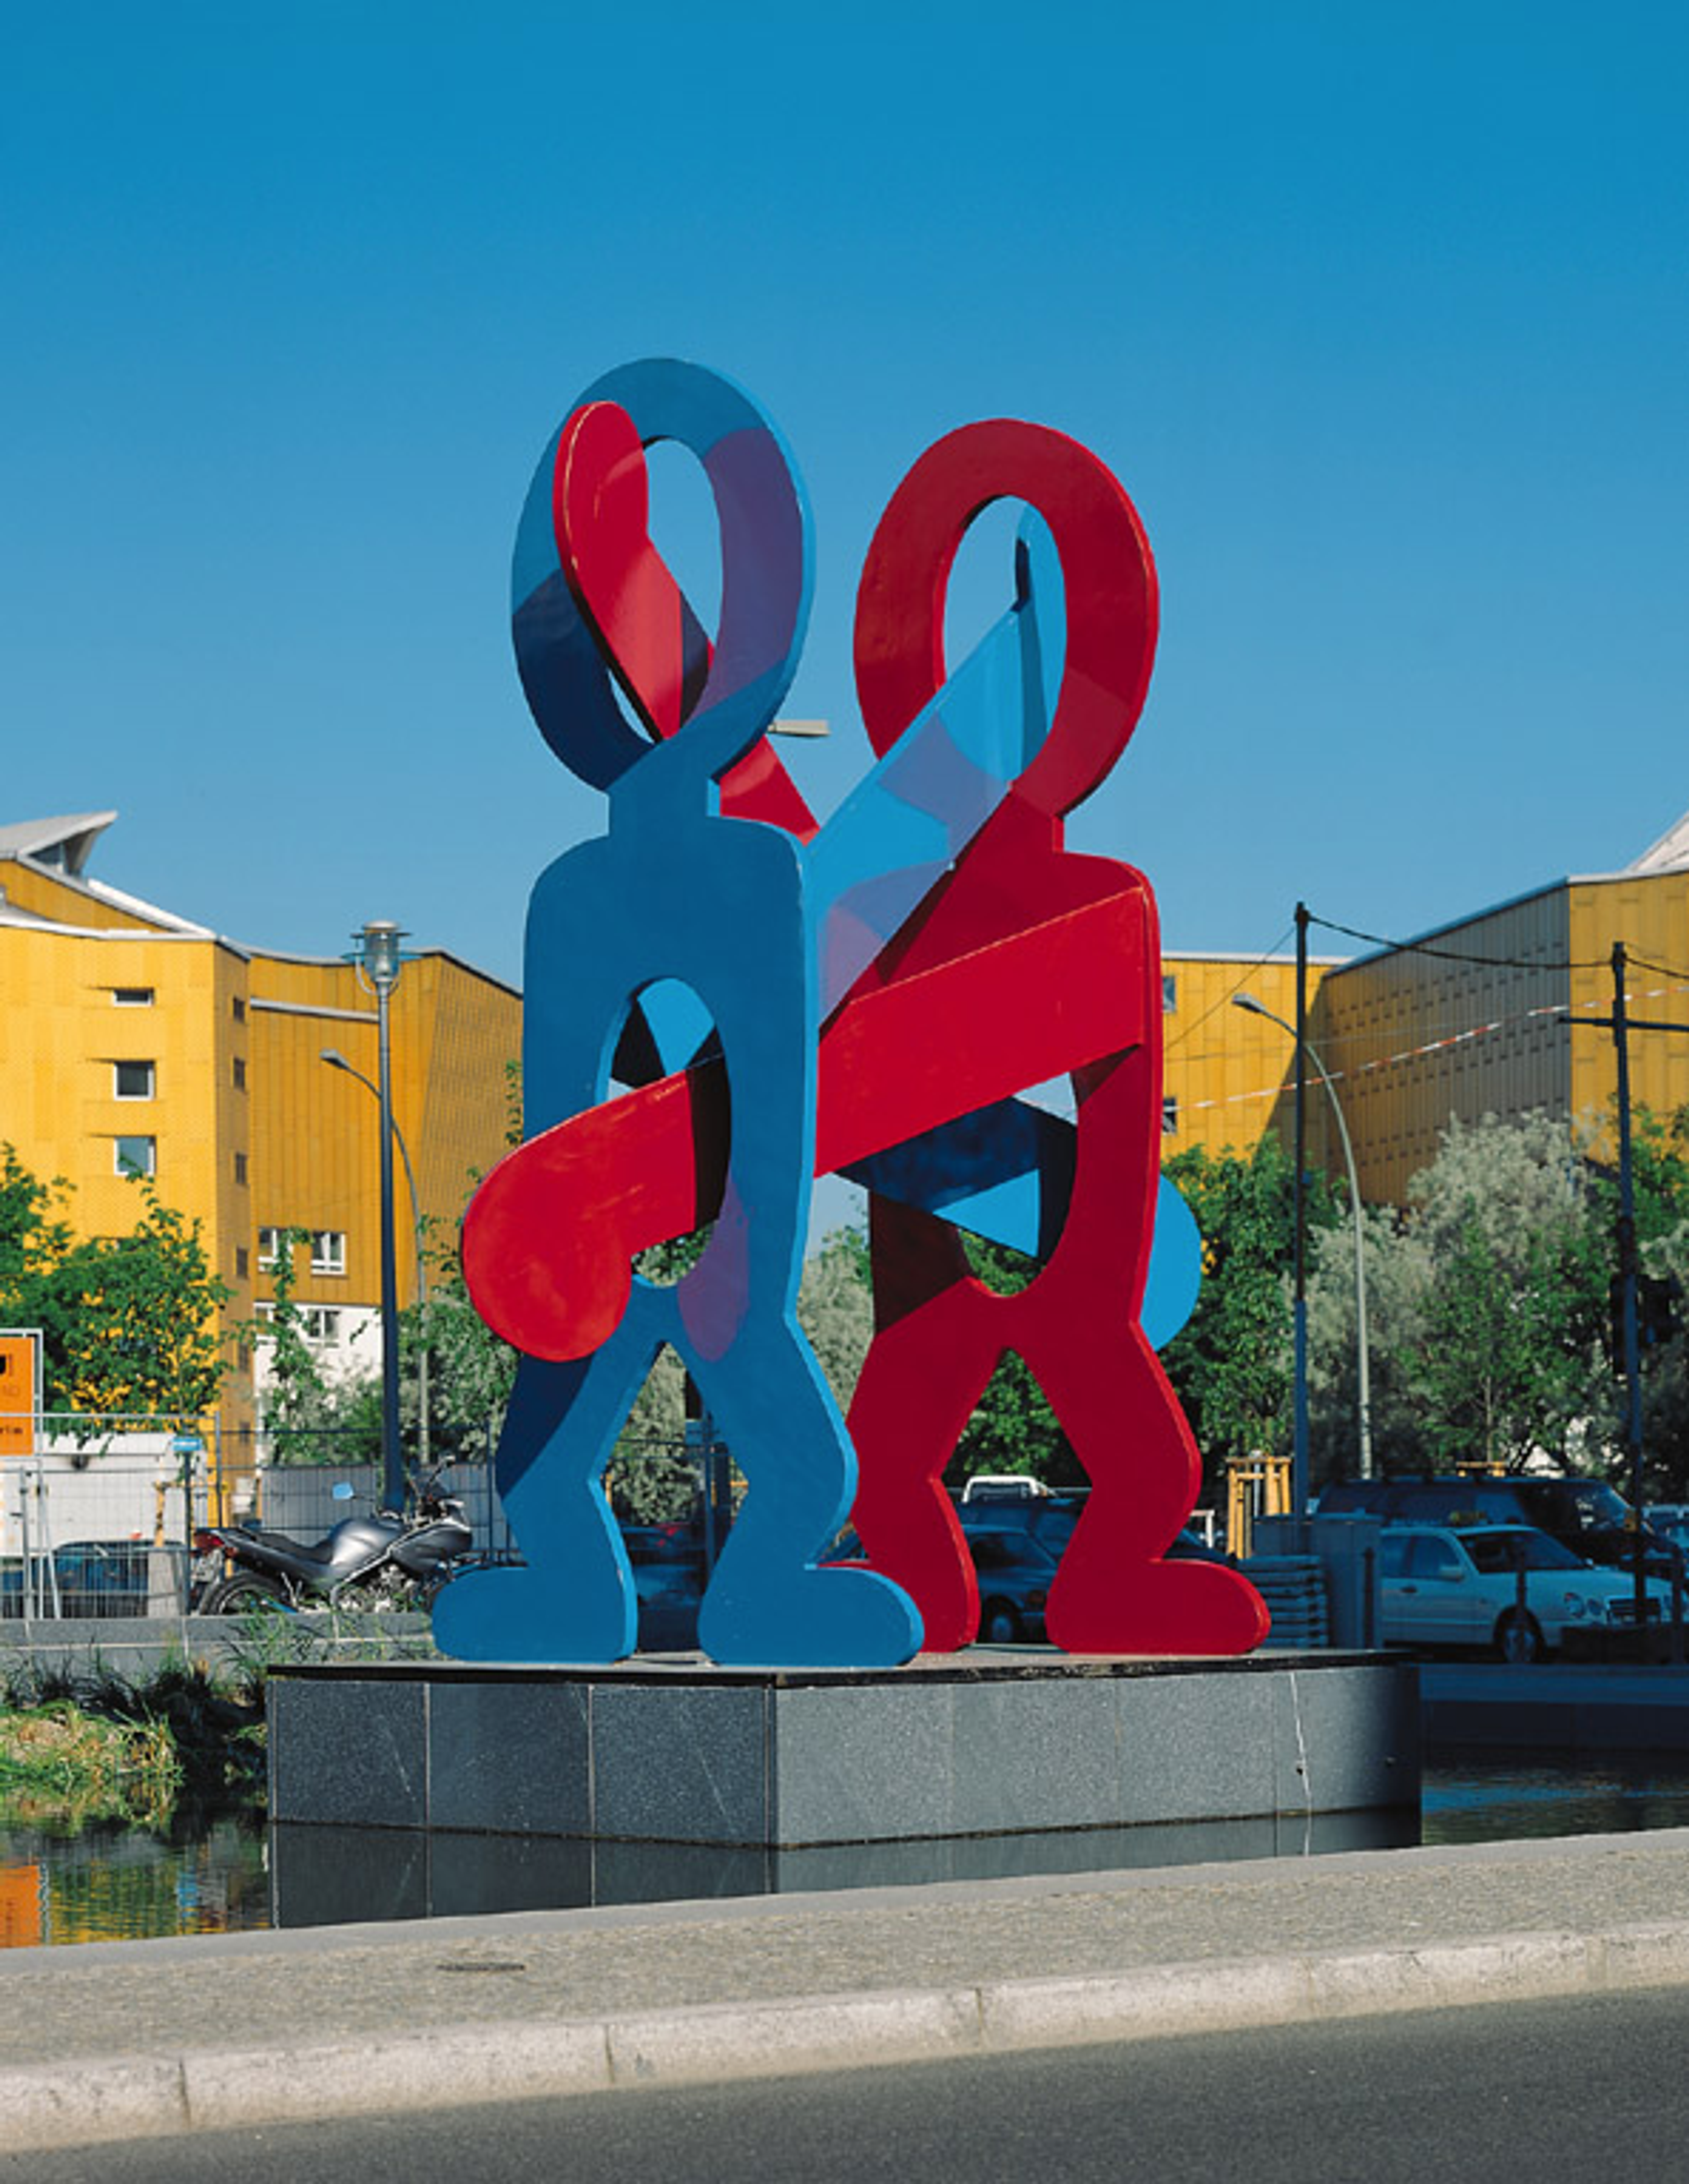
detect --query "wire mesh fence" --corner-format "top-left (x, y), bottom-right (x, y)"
top-left (0, 1411), bottom-right (727, 1619)
top-left (1, 1424), bottom-right (209, 1621)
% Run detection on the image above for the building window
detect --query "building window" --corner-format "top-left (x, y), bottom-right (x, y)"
top-left (1161, 1096), bottom-right (1179, 1137)
top-left (232, 996), bottom-right (246, 1023)
top-left (256, 1301), bottom-right (340, 1346)
top-left (115, 1135), bottom-right (156, 1179)
top-left (311, 1230), bottom-right (347, 1276)
top-left (234, 1152), bottom-right (248, 1187)
top-left (235, 1247), bottom-right (249, 1280)
top-left (112, 987), bottom-right (154, 1007)
top-left (1162, 973), bottom-right (1177, 1013)
top-left (232, 1057), bottom-right (246, 1092)
top-left (257, 1226), bottom-right (281, 1269)
top-left (113, 1059), bottom-right (155, 1101)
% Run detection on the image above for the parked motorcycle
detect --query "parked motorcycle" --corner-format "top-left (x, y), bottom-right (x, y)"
top-left (193, 1476), bottom-right (475, 1612)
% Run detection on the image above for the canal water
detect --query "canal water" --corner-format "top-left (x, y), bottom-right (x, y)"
top-left (8, 1757), bottom-right (1689, 1946)
top-left (0, 1797), bottom-right (268, 1948)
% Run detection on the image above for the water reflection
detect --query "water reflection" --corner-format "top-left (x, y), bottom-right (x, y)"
top-left (1423, 1756), bottom-right (1689, 1845)
top-left (271, 1807), bottom-right (1415, 1929)
top-left (0, 1798), bottom-right (268, 1948)
top-left (12, 1757), bottom-right (1689, 1946)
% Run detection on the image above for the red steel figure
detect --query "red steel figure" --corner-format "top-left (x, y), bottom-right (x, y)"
top-left (841, 421), bottom-right (1269, 1655)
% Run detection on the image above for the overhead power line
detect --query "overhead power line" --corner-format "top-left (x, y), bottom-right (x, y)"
top-left (1162, 923), bottom-right (1295, 1057)
top-left (1307, 911), bottom-right (1610, 975)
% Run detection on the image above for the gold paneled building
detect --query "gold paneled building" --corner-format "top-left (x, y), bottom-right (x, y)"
top-left (1159, 950), bottom-right (1343, 1164)
top-left (1161, 817), bottom-right (1689, 1207)
top-left (1313, 860), bottom-right (1689, 1204)
top-left (0, 814), bottom-right (520, 1441)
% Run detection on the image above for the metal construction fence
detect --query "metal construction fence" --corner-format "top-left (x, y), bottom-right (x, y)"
top-left (0, 1411), bottom-right (722, 1618)
top-left (255, 1461), bottom-right (519, 1562)
top-left (0, 1412), bottom-right (1239, 1623)
top-left (1, 1412), bottom-right (219, 1619)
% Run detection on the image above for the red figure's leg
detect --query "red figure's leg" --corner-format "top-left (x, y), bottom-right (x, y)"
top-left (848, 1200), bottom-right (993, 1653)
top-left (1035, 1317), bottom-right (1268, 1654)
top-left (1016, 1050), bottom-right (1268, 1654)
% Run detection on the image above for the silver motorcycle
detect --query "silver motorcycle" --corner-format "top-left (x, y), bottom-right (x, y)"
top-left (193, 1477), bottom-right (475, 1613)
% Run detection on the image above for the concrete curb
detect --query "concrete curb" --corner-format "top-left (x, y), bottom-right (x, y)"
top-left (11, 1918), bottom-right (1689, 2151)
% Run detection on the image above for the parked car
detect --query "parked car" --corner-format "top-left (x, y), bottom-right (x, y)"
top-left (0, 1538), bottom-right (186, 1619)
top-left (965, 1518), bottom-right (1067, 1643)
top-left (957, 1497), bottom-right (1228, 1643)
top-left (1647, 1504), bottom-right (1689, 1554)
top-left (1376, 1522), bottom-right (1670, 1662)
top-left (622, 1523), bottom-right (706, 1651)
top-left (1318, 1473), bottom-right (1673, 1577)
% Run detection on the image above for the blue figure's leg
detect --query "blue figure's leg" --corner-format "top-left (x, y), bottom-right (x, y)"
top-left (432, 1314), bottom-right (659, 1663)
top-left (642, 824), bottom-right (921, 1667)
top-left (693, 1312), bottom-right (922, 1666)
top-left (471, 816), bottom-right (920, 1669)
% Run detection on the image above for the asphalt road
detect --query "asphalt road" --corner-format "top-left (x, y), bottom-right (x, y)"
top-left (9, 1984), bottom-right (1685, 2184)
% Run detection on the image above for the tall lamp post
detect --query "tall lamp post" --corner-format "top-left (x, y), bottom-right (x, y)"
top-left (1233, 992), bottom-right (1374, 1484)
top-left (347, 921), bottom-right (411, 1514)
top-left (320, 1046), bottom-right (428, 1482)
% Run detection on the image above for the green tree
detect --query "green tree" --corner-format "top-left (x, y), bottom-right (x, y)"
top-left (1159, 1137), bottom-right (1338, 1489)
top-left (1407, 1112), bottom-right (1603, 1474)
top-left (0, 1152), bottom-right (229, 1424)
top-left (246, 1229), bottom-right (357, 1464)
top-left (1582, 1103), bottom-right (1689, 1495)
top-left (1417, 1211), bottom-right (1595, 1472)
top-left (1307, 1201), bottom-right (1429, 1482)
top-left (798, 1227), bottom-right (874, 1416)
top-left (0, 1145), bottom-right (80, 1392)
top-left (53, 1183), bottom-right (230, 1422)
top-left (401, 1273), bottom-right (517, 1460)
top-left (1308, 1111), bottom-right (1617, 1483)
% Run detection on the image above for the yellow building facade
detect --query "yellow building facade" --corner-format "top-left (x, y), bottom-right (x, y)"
top-left (1309, 865), bottom-right (1689, 1204)
top-left (1159, 951), bottom-right (1341, 1165)
top-left (0, 815), bottom-right (520, 1450)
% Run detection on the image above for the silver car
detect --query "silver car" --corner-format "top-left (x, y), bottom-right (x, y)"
top-left (1378, 1523), bottom-right (1670, 1663)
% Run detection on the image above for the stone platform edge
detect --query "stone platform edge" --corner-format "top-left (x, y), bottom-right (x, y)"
top-left (268, 1651), bottom-right (1419, 1849)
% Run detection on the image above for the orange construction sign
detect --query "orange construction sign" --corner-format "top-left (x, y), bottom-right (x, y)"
top-left (0, 1332), bottom-right (40, 1456)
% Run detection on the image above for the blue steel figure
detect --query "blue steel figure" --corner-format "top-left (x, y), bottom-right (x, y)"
top-left (433, 360), bottom-right (922, 1668)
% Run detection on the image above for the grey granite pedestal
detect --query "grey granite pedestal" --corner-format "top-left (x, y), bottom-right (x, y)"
top-left (268, 1649), bottom-right (1418, 1851)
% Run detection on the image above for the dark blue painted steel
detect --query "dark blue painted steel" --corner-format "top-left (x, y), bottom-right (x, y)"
top-left (437, 359), bottom-right (921, 1668)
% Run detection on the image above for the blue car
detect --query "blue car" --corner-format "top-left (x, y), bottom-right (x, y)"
top-left (830, 1496), bottom-right (1228, 1645)
top-left (0, 1538), bottom-right (186, 1619)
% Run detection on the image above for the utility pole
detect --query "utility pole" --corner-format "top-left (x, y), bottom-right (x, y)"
top-left (1559, 940), bottom-right (1689, 1628)
top-left (1611, 943), bottom-right (1646, 1628)
top-left (1292, 901), bottom-right (1310, 1530)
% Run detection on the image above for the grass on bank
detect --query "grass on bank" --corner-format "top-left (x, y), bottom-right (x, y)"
top-left (0, 1657), bottom-right (265, 1829)
top-left (0, 1605), bottom-right (437, 1829)
top-left (0, 1703), bottom-right (180, 1828)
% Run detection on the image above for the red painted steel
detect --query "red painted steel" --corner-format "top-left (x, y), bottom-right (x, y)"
top-left (466, 400), bottom-right (1268, 1660)
top-left (555, 399), bottom-right (818, 834)
top-left (843, 423), bottom-right (1267, 1656)
top-left (461, 882), bottom-right (1148, 1361)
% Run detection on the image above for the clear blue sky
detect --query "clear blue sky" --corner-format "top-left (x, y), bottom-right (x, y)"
top-left (4, 3), bottom-right (1685, 992)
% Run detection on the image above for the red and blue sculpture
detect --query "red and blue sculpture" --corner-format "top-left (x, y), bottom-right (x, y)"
top-left (435, 358), bottom-right (1269, 1667)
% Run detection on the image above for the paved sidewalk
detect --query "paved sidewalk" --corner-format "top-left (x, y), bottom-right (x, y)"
top-left (7, 1828), bottom-right (1689, 2150)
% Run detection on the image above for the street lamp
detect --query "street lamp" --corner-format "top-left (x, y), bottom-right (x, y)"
top-left (1233, 993), bottom-right (1374, 1483)
top-left (348, 921), bottom-right (410, 1513)
top-left (320, 1046), bottom-right (428, 1483)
